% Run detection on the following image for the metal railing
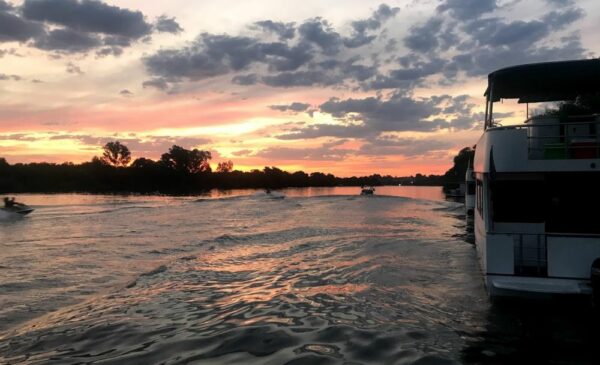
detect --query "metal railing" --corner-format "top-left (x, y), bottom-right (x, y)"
top-left (490, 115), bottom-right (600, 160)
top-left (513, 233), bottom-right (547, 277)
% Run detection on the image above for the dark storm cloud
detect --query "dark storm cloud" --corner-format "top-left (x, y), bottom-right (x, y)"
top-left (0, 8), bottom-right (44, 42)
top-left (253, 20), bottom-right (296, 40)
top-left (464, 18), bottom-right (549, 47)
top-left (448, 34), bottom-right (586, 77)
top-left (1, 0), bottom-right (180, 55)
top-left (142, 77), bottom-right (170, 91)
top-left (403, 18), bottom-right (443, 53)
top-left (298, 18), bottom-right (343, 55)
top-left (34, 28), bottom-right (102, 52)
top-left (542, 7), bottom-right (584, 30)
top-left (0, 0), bottom-right (12, 11)
top-left (232, 74), bottom-right (259, 85)
top-left (22, 0), bottom-right (152, 39)
top-left (96, 46), bottom-right (124, 57)
top-left (344, 4), bottom-right (399, 48)
top-left (368, 57), bottom-right (446, 89)
top-left (436, 0), bottom-right (497, 21)
top-left (262, 70), bottom-right (339, 88)
top-left (276, 93), bottom-right (480, 140)
top-left (142, 4), bottom-right (406, 91)
top-left (154, 15), bottom-right (183, 34)
top-left (142, 0), bottom-right (588, 100)
top-left (544, 0), bottom-right (575, 6)
top-left (269, 102), bottom-right (311, 112)
top-left (143, 33), bottom-right (316, 85)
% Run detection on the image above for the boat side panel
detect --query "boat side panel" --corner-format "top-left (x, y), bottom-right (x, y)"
top-left (475, 128), bottom-right (600, 173)
top-left (486, 234), bottom-right (515, 275)
top-left (547, 236), bottom-right (600, 278)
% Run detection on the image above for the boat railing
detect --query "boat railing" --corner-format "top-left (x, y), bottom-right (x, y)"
top-left (490, 115), bottom-right (600, 160)
top-left (513, 233), bottom-right (547, 277)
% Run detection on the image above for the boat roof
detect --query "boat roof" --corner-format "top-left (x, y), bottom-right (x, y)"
top-left (485, 59), bottom-right (600, 103)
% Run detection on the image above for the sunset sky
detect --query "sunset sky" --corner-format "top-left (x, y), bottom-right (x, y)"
top-left (0, 0), bottom-right (598, 176)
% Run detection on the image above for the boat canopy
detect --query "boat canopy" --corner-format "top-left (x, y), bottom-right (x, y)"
top-left (484, 59), bottom-right (600, 103)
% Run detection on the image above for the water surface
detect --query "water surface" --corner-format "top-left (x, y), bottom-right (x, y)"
top-left (0, 187), bottom-right (597, 364)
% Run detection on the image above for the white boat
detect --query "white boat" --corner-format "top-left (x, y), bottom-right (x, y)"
top-left (360, 186), bottom-right (375, 195)
top-left (474, 59), bottom-right (600, 299)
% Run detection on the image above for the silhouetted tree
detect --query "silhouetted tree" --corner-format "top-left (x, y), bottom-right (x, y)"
top-left (131, 157), bottom-right (157, 169)
top-left (216, 160), bottom-right (234, 173)
top-left (101, 141), bottom-right (131, 167)
top-left (160, 145), bottom-right (212, 173)
top-left (443, 147), bottom-right (474, 183)
top-left (91, 156), bottom-right (109, 166)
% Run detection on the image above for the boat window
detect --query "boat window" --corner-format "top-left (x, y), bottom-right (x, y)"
top-left (467, 181), bottom-right (476, 195)
top-left (545, 173), bottom-right (600, 234)
top-left (490, 180), bottom-right (545, 223)
top-left (489, 173), bottom-right (600, 234)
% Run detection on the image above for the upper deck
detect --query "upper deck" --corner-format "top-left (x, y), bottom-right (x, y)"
top-left (474, 115), bottom-right (600, 174)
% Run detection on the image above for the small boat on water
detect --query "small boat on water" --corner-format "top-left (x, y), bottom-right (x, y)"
top-left (360, 186), bottom-right (375, 195)
top-left (1, 204), bottom-right (34, 215)
top-left (1, 197), bottom-right (34, 215)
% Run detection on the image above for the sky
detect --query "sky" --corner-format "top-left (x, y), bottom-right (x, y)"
top-left (0, 0), bottom-right (598, 176)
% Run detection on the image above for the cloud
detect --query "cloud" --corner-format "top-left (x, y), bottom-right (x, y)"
top-left (142, 5), bottom-right (404, 91)
top-left (269, 102), bottom-right (311, 112)
top-left (1, 0), bottom-right (180, 55)
top-left (66, 62), bottom-right (84, 74)
top-left (277, 93), bottom-right (479, 140)
top-left (232, 149), bottom-right (253, 157)
top-left (298, 18), bottom-right (343, 55)
top-left (44, 133), bottom-right (212, 155)
top-left (154, 15), bottom-right (183, 34)
top-left (34, 28), bottom-right (102, 52)
top-left (0, 73), bottom-right (22, 81)
top-left (344, 4), bottom-right (399, 48)
top-left (368, 57), bottom-right (446, 89)
top-left (262, 70), bottom-right (338, 88)
top-left (0, 0), bottom-right (12, 11)
top-left (232, 74), bottom-right (259, 85)
top-left (437, 0), bottom-right (498, 21)
top-left (119, 89), bottom-right (133, 96)
top-left (542, 7), bottom-right (584, 30)
top-left (22, 0), bottom-right (152, 39)
top-left (253, 20), bottom-right (295, 40)
top-left (256, 141), bottom-right (352, 161)
top-left (0, 8), bottom-right (45, 42)
top-left (359, 136), bottom-right (453, 157)
top-left (403, 18), bottom-right (443, 53)
top-left (142, 77), bottom-right (170, 91)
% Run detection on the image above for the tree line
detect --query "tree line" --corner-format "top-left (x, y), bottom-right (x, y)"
top-left (0, 142), bottom-right (467, 194)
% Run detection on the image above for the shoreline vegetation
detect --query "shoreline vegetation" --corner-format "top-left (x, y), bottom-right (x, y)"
top-left (0, 143), bottom-right (474, 195)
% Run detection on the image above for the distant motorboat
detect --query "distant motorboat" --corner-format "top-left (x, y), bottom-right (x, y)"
top-left (1, 204), bottom-right (34, 215)
top-left (264, 189), bottom-right (285, 199)
top-left (360, 186), bottom-right (375, 195)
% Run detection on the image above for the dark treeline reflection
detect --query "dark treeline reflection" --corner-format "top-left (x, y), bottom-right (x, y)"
top-left (0, 143), bottom-right (473, 194)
